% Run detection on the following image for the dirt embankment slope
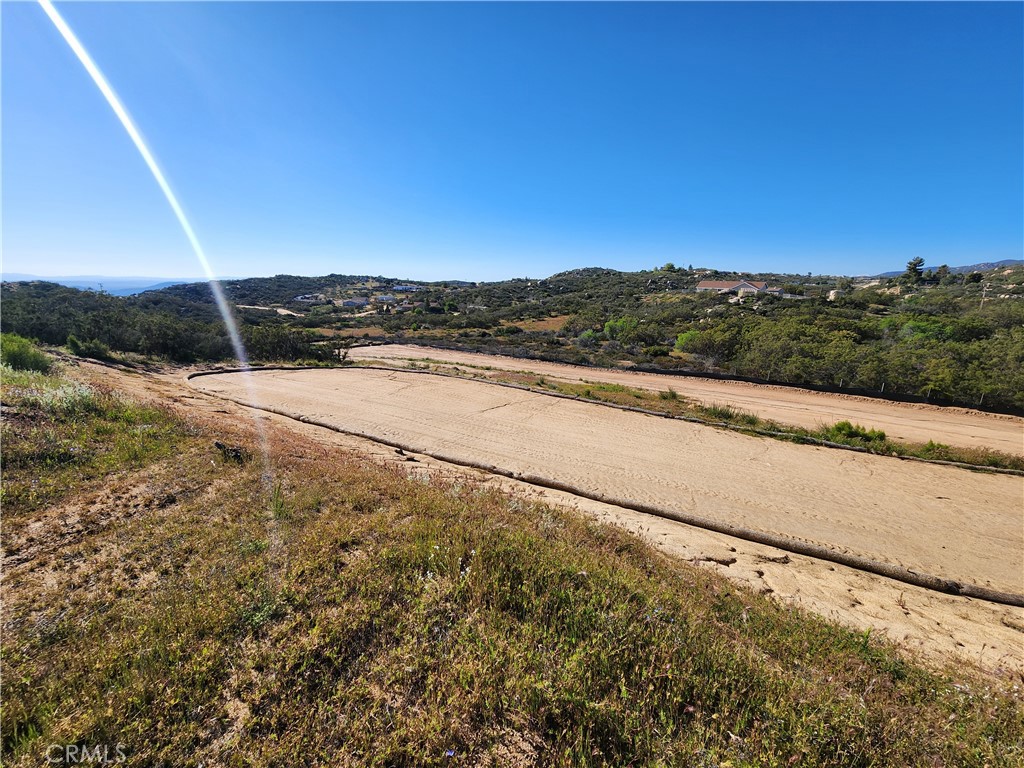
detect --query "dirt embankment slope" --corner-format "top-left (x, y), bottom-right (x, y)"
top-left (352, 345), bottom-right (1024, 455)
top-left (192, 367), bottom-right (1023, 596)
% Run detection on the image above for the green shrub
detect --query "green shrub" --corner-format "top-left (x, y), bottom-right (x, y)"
top-left (66, 335), bottom-right (111, 361)
top-left (674, 329), bottom-right (700, 351)
top-left (0, 334), bottom-right (52, 374)
top-left (825, 420), bottom-right (887, 444)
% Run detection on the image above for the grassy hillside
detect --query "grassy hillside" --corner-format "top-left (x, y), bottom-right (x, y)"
top-left (2, 344), bottom-right (1022, 766)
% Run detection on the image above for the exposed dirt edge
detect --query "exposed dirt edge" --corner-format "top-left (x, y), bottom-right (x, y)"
top-left (188, 367), bottom-right (1024, 608)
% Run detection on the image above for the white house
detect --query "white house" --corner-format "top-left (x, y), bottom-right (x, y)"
top-left (695, 280), bottom-right (783, 296)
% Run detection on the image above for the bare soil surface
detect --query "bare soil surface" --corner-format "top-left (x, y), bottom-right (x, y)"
top-left (72, 361), bottom-right (1024, 674)
top-left (191, 367), bottom-right (1023, 595)
top-left (352, 345), bottom-right (1024, 455)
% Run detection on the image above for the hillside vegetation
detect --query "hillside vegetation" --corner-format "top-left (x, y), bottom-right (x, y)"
top-left (2, 342), bottom-right (1023, 766)
top-left (2, 261), bottom-right (1023, 410)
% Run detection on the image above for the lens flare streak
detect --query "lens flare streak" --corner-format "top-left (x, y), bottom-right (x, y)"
top-left (38, 0), bottom-right (271, 468)
top-left (37, 0), bottom-right (250, 364)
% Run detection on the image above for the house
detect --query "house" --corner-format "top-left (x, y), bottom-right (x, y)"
top-left (696, 280), bottom-right (782, 296)
top-left (392, 284), bottom-right (422, 292)
top-left (338, 296), bottom-right (369, 307)
top-left (373, 294), bottom-right (397, 304)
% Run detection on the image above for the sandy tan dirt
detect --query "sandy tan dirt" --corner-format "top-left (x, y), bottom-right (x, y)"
top-left (192, 367), bottom-right (1023, 596)
top-left (352, 345), bottom-right (1024, 455)
top-left (72, 361), bottom-right (1024, 673)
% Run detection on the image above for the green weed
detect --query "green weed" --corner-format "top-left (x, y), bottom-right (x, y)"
top-left (1, 369), bottom-right (182, 516)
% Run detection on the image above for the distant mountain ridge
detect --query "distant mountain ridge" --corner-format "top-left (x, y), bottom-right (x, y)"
top-left (1, 274), bottom-right (210, 296)
top-left (874, 259), bottom-right (1022, 278)
top-left (5, 258), bottom-right (1020, 296)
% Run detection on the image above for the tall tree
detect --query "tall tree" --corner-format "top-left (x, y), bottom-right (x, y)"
top-left (904, 257), bottom-right (925, 284)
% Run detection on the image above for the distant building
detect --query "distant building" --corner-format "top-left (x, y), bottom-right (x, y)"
top-left (339, 296), bottom-right (369, 307)
top-left (695, 280), bottom-right (782, 296)
top-left (374, 295), bottom-right (397, 304)
top-left (392, 285), bottom-right (422, 292)
top-left (293, 293), bottom-right (327, 302)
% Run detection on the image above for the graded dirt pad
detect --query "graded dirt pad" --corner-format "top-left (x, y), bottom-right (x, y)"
top-left (71, 361), bottom-right (1024, 672)
top-left (191, 367), bottom-right (1023, 598)
top-left (352, 345), bottom-right (1024, 455)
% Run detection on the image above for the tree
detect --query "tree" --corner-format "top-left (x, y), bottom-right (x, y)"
top-left (904, 257), bottom-right (925, 284)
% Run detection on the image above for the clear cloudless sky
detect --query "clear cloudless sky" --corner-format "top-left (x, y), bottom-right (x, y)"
top-left (3, 1), bottom-right (1022, 281)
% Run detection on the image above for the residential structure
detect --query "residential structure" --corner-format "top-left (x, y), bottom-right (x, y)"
top-left (695, 280), bottom-right (783, 296)
top-left (338, 296), bottom-right (369, 307)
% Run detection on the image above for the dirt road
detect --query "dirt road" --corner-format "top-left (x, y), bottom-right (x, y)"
top-left (191, 367), bottom-right (1023, 596)
top-left (351, 345), bottom-right (1024, 455)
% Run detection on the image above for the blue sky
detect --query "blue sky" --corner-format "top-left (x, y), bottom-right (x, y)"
top-left (3, 2), bottom-right (1022, 281)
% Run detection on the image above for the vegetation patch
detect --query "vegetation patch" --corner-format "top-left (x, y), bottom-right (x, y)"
top-left (66, 334), bottom-right (113, 361)
top-left (1, 333), bottom-right (52, 374)
top-left (822, 420), bottom-right (887, 446)
top-left (5, 263), bottom-right (1023, 409)
top-left (0, 361), bottom-right (183, 517)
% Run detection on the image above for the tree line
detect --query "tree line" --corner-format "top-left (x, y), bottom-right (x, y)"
top-left (0, 282), bottom-right (334, 364)
top-left (5, 266), bottom-right (1022, 411)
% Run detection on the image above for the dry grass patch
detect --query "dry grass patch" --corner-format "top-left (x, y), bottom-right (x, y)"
top-left (511, 316), bottom-right (571, 333)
